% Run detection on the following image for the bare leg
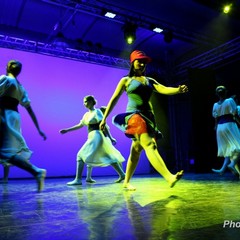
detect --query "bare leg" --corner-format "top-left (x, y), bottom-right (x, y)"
top-left (123, 141), bottom-right (142, 190)
top-left (212, 157), bottom-right (230, 175)
top-left (86, 165), bottom-right (96, 183)
top-left (8, 155), bottom-right (46, 192)
top-left (3, 165), bottom-right (10, 183)
top-left (228, 152), bottom-right (240, 177)
top-left (67, 160), bottom-right (84, 185)
top-left (140, 133), bottom-right (183, 188)
top-left (235, 164), bottom-right (240, 179)
top-left (111, 162), bottom-right (125, 183)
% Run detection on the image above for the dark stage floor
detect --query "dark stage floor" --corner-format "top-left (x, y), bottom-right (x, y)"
top-left (1, 173), bottom-right (240, 240)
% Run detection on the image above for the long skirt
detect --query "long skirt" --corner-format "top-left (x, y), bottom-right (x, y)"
top-left (216, 122), bottom-right (240, 158)
top-left (0, 109), bottom-right (32, 165)
top-left (77, 130), bottom-right (125, 166)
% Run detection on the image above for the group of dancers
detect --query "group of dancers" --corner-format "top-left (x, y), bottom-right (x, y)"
top-left (14, 50), bottom-right (240, 192)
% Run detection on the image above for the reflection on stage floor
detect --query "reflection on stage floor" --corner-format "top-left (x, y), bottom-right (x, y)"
top-left (1, 173), bottom-right (239, 240)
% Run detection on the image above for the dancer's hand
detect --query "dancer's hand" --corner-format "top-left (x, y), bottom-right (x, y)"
top-left (99, 120), bottom-right (106, 131)
top-left (39, 129), bottom-right (47, 140)
top-left (178, 85), bottom-right (188, 93)
top-left (59, 129), bottom-right (68, 134)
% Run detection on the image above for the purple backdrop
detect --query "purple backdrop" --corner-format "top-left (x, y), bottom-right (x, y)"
top-left (1, 48), bottom-right (151, 179)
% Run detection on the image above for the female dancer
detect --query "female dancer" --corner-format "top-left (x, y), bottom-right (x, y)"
top-left (212, 86), bottom-right (240, 177)
top-left (60, 95), bottom-right (125, 185)
top-left (100, 50), bottom-right (188, 190)
top-left (0, 60), bottom-right (46, 192)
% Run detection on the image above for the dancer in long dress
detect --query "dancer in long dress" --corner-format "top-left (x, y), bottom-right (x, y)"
top-left (212, 86), bottom-right (240, 177)
top-left (0, 60), bottom-right (47, 192)
top-left (59, 95), bottom-right (125, 185)
top-left (100, 50), bottom-right (188, 190)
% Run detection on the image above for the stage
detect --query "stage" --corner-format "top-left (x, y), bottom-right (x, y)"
top-left (1, 173), bottom-right (239, 240)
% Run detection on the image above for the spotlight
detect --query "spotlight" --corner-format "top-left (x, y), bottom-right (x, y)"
top-left (52, 32), bottom-right (69, 49)
top-left (104, 11), bottom-right (116, 19)
top-left (86, 40), bottom-right (93, 47)
top-left (122, 22), bottom-right (137, 45)
top-left (223, 4), bottom-right (232, 14)
top-left (152, 26), bottom-right (163, 33)
top-left (101, 9), bottom-right (116, 19)
top-left (163, 30), bottom-right (173, 43)
top-left (95, 42), bottom-right (103, 53)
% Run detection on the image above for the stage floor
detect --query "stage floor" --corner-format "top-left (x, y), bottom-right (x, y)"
top-left (1, 173), bottom-right (240, 240)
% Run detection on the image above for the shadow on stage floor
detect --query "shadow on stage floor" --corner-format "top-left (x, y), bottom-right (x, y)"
top-left (0, 173), bottom-right (240, 240)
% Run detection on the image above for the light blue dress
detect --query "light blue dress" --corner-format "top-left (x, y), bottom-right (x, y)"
top-left (77, 108), bottom-right (125, 166)
top-left (0, 75), bottom-right (32, 165)
top-left (212, 98), bottom-right (240, 158)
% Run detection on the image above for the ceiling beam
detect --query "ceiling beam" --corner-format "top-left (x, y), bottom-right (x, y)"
top-left (174, 36), bottom-right (240, 76)
top-left (0, 34), bottom-right (130, 69)
top-left (42, 0), bottom-right (218, 46)
top-left (1, 34), bottom-right (239, 78)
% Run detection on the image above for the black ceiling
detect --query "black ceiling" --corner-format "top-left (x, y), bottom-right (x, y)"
top-left (0, 0), bottom-right (239, 73)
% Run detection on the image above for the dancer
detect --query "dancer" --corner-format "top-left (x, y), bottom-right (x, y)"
top-left (59, 95), bottom-right (125, 185)
top-left (212, 94), bottom-right (240, 175)
top-left (0, 60), bottom-right (47, 192)
top-left (85, 106), bottom-right (118, 183)
top-left (212, 86), bottom-right (240, 177)
top-left (100, 50), bottom-right (188, 190)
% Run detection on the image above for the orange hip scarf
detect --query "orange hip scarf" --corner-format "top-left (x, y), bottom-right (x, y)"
top-left (125, 114), bottom-right (148, 135)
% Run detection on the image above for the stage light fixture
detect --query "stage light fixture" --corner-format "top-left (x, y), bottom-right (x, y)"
top-left (223, 3), bottom-right (232, 14)
top-left (153, 27), bottom-right (163, 33)
top-left (163, 30), bottom-right (173, 43)
top-left (52, 32), bottom-right (69, 49)
top-left (123, 22), bottom-right (137, 45)
top-left (104, 11), bottom-right (116, 19)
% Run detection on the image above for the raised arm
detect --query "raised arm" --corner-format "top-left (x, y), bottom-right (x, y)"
top-left (26, 105), bottom-right (47, 140)
top-left (100, 77), bottom-right (127, 130)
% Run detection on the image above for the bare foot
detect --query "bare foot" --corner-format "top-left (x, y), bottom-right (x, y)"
top-left (36, 169), bottom-right (47, 192)
top-left (227, 165), bottom-right (239, 177)
top-left (86, 179), bottom-right (96, 183)
top-left (169, 170), bottom-right (184, 188)
top-left (115, 175), bottom-right (125, 183)
top-left (67, 179), bottom-right (82, 185)
top-left (123, 183), bottom-right (136, 191)
top-left (212, 169), bottom-right (224, 175)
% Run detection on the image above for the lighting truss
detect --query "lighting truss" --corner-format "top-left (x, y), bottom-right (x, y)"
top-left (1, 34), bottom-right (239, 78)
top-left (41, 0), bottom-right (217, 46)
top-left (0, 34), bottom-right (130, 69)
top-left (174, 36), bottom-right (240, 76)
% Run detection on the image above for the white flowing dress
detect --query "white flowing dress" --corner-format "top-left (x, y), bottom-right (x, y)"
top-left (212, 98), bottom-right (240, 158)
top-left (77, 109), bottom-right (125, 166)
top-left (0, 75), bottom-right (32, 165)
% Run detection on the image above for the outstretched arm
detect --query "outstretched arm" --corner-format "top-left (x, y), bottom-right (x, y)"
top-left (26, 105), bottom-right (47, 140)
top-left (99, 77), bottom-right (126, 130)
top-left (152, 79), bottom-right (188, 95)
top-left (59, 121), bottom-right (84, 134)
